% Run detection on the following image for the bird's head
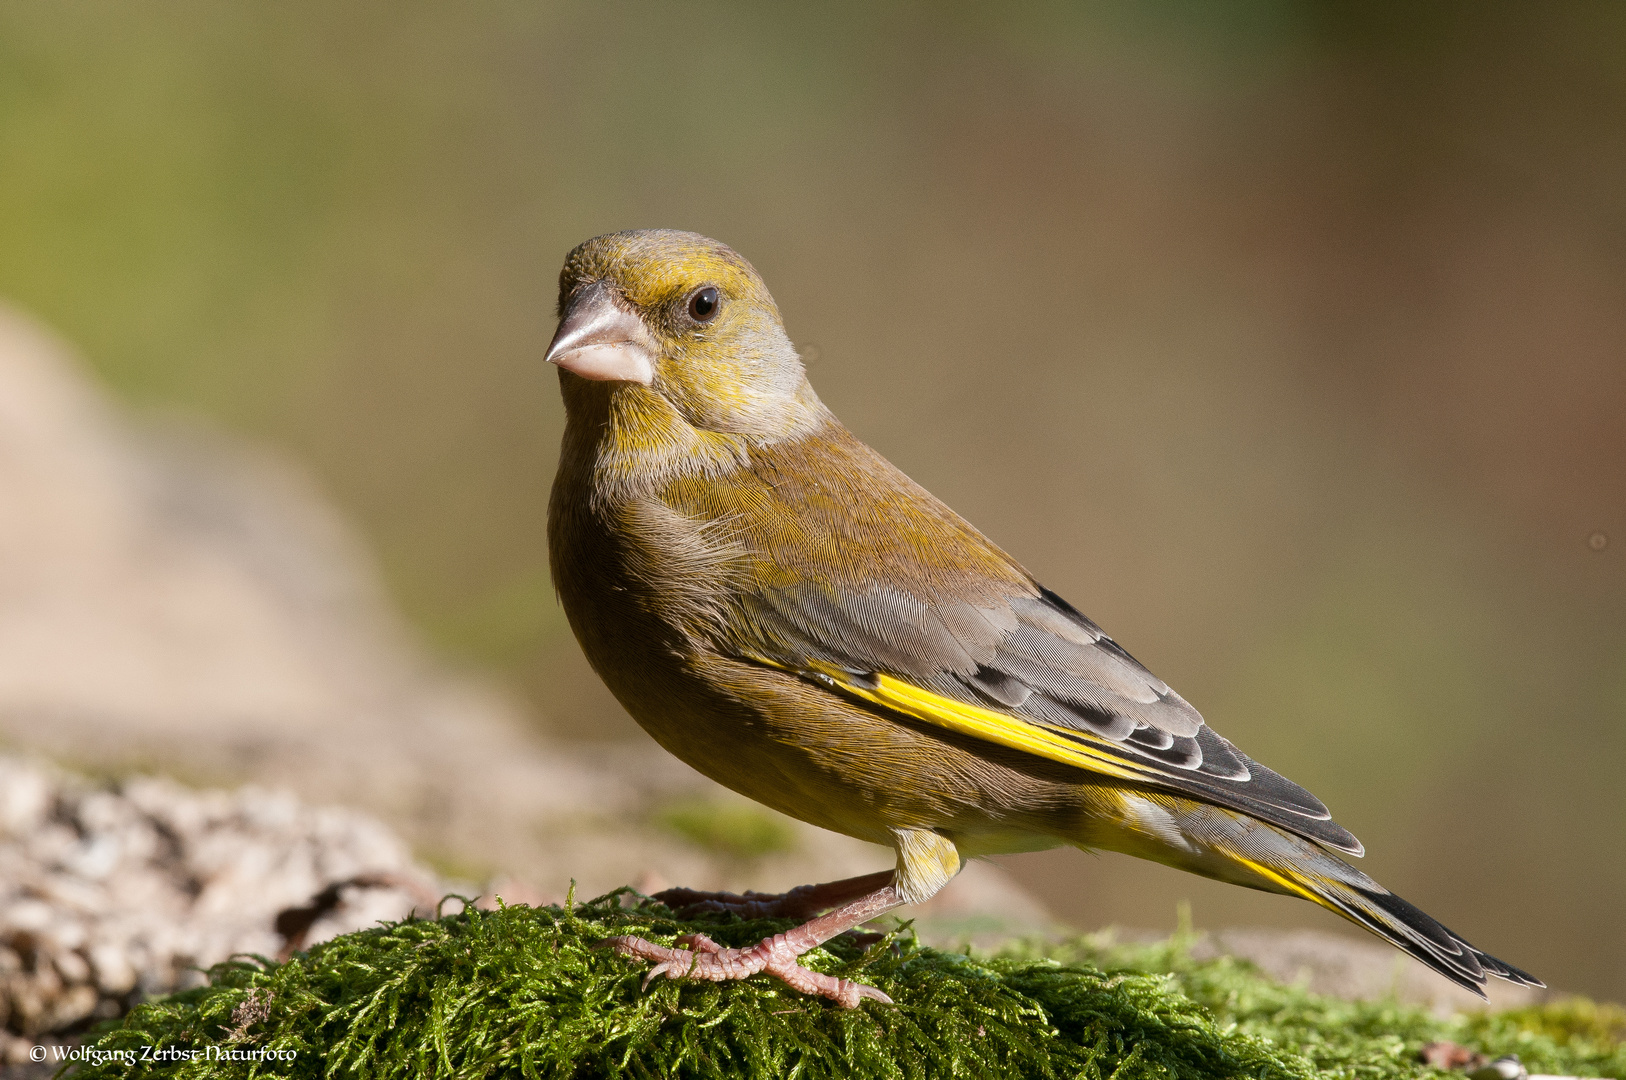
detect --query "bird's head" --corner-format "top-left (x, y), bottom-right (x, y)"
top-left (546, 230), bottom-right (817, 439)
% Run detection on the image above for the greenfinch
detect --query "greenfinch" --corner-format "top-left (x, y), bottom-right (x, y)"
top-left (545, 229), bottom-right (1539, 1007)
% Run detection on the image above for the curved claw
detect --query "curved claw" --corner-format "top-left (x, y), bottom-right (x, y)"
top-left (642, 952), bottom-right (698, 990)
top-left (855, 983), bottom-right (894, 1005)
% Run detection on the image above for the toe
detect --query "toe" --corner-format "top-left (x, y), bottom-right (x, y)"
top-left (601, 934), bottom-right (679, 962)
top-left (673, 933), bottom-right (723, 954)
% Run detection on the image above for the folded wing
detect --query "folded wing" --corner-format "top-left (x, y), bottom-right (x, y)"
top-left (736, 576), bottom-right (1363, 856)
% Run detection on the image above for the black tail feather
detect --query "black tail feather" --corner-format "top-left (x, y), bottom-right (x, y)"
top-left (1335, 885), bottom-right (1544, 996)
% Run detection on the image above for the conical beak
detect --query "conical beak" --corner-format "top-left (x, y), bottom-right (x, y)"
top-left (544, 283), bottom-right (657, 384)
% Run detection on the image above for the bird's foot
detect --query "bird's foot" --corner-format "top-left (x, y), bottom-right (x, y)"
top-left (601, 930), bottom-right (893, 1008)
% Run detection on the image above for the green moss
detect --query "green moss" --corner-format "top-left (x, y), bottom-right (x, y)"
top-left (70, 890), bottom-right (1625, 1080)
top-left (654, 799), bottom-right (799, 861)
top-left (1465, 998), bottom-right (1626, 1048)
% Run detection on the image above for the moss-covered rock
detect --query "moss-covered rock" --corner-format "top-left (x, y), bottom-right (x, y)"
top-left (69, 890), bottom-right (1626, 1079)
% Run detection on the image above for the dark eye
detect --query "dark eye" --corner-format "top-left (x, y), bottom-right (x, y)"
top-left (686, 286), bottom-right (720, 324)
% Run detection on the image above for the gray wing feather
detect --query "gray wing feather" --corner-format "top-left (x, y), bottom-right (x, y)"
top-left (741, 578), bottom-right (1358, 851)
top-left (749, 580), bottom-right (1225, 776)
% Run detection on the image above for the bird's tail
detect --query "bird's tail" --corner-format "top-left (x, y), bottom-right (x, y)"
top-left (1092, 794), bottom-right (1543, 996)
top-left (1228, 847), bottom-right (1543, 995)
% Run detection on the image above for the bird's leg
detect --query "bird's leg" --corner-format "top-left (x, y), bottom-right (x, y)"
top-left (609, 829), bottom-right (959, 1007)
top-left (652, 870), bottom-right (894, 920)
top-left (603, 881), bottom-right (906, 1008)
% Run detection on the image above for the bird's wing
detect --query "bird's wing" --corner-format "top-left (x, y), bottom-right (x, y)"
top-left (738, 579), bottom-right (1362, 856)
top-left (676, 425), bottom-right (1363, 856)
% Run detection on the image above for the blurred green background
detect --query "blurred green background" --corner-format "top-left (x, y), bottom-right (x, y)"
top-left (2, 1), bottom-right (1622, 998)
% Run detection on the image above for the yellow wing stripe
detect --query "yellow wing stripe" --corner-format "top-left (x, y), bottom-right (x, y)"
top-left (745, 653), bottom-right (1166, 785)
top-left (842, 671), bottom-right (1153, 785)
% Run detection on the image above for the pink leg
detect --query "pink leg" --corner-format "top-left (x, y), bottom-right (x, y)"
top-left (603, 882), bottom-right (905, 1007)
top-left (653, 870), bottom-right (895, 920)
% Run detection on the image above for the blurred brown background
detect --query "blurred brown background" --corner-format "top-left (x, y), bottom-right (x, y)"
top-left (0, 1), bottom-right (1621, 998)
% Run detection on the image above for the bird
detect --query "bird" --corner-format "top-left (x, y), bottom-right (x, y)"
top-left (543, 228), bottom-right (1540, 1008)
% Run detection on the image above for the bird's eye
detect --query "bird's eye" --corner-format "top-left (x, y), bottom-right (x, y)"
top-left (686, 286), bottom-right (720, 324)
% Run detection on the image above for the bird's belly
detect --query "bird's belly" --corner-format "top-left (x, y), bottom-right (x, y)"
top-left (585, 648), bottom-right (926, 845)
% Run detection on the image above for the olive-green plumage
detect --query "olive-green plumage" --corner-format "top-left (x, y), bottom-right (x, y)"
top-left (545, 229), bottom-right (1537, 1000)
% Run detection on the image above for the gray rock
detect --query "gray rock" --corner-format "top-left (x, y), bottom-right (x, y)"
top-left (0, 755), bottom-right (437, 1057)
